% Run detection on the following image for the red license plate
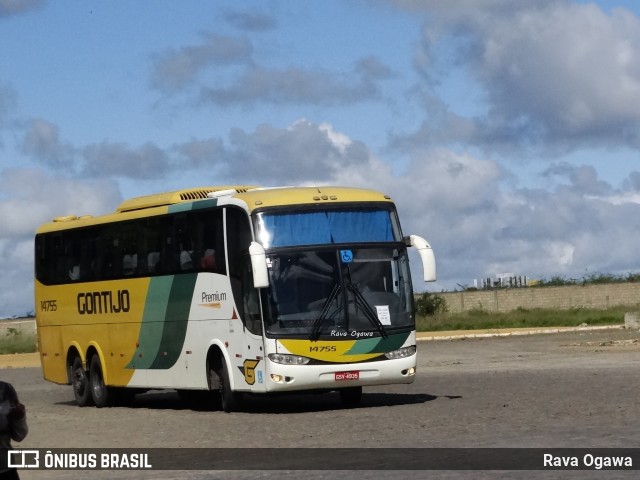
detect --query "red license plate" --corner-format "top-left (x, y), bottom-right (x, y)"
top-left (335, 371), bottom-right (359, 381)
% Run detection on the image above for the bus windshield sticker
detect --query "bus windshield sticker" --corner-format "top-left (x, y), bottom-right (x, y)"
top-left (375, 305), bottom-right (392, 325)
top-left (340, 250), bottom-right (353, 263)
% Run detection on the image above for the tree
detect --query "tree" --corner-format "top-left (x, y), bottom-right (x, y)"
top-left (415, 292), bottom-right (448, 316)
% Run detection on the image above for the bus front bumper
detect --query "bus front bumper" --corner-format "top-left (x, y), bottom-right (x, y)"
top-left (264, 354), bottom-right (417, 393)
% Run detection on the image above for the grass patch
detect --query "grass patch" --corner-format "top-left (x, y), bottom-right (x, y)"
top-left (416, 306), bottom-right (629, 332)
top-left (0, 328), bottom-right (37, 354)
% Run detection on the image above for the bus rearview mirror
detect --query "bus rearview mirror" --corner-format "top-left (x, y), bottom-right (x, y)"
top-left (406, 235), bottom-right (436, 282)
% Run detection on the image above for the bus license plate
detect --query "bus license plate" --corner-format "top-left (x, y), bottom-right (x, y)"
top-left (335, 371), bottom-right (359, 381)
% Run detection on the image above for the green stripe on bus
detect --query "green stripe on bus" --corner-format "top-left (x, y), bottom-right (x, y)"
top-left (149, 273), bottom-right (198, 369)
top-left (126, 276), bottom-right (174, 369)
top-left (344, 332), bottom-right (409, 355)
top-left (168, 198), bottom-right (217, 214)
top-left (191, 198), bottom-right (218, 210)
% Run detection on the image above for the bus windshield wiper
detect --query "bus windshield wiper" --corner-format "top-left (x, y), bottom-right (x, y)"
top-left (347, 283), bottom-right (389, 339)
top-left (310, 283), bottom-right (341, 341)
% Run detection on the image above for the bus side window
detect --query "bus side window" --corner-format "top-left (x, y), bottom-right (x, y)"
top-left (51, 235), bottom-right (66, 283)
top-left (84, 236), bottom-right (100, 281)
top-left (104, 230), bottom-right (121, 279)
top-left (65, 233), bottom-right (83, 281)
top-left (147, 251), bottom-right (160, 273)
top-left (200, 249), bottom-right (216, 270)
top-left (172, 215), bottom-right (193, 273)
top-left (122, 253), bottom-right (137, 276)
top-left (34, 236), bottom-right (46, 283)
top-left (141, 217), bottom-right (165, 275)
top-left (180, 250), bottom-right (193, 270)
top-left (197, 209), bottom-right (225, 274)
top-left (35, 234), bottom-right (57, 285)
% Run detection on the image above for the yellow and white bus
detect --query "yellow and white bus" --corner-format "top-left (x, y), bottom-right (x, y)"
top-left (34, 185), bottom-right (436, 411)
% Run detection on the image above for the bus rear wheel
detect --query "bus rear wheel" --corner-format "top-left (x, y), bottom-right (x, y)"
top-left (71, 357), bottom-right (93, 407)
top-left (89, 355), bottom-right (112, 408)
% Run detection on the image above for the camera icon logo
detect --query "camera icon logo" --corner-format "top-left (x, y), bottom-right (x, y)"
top-left (7, 450), bottom-right (40, 468)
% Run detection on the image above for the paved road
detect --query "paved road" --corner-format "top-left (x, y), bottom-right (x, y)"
top-left (3, 328), bottom-right (639, 479)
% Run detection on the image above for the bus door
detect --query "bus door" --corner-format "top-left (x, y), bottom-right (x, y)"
top-left (225, 207), bottom-right (267, 393)
top-left (237, 253), bottom-right (267, 393)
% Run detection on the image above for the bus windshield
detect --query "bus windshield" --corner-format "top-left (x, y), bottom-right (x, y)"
top-left (256, 207), bottom-right (400, 248)
top-left (262, 247), bottom-right (414, 339)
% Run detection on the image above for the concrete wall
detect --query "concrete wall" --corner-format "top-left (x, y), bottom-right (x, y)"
top-left (438, 283), bottom-right (640, 313)
top-left (0, 318), bottom-right (36, 337)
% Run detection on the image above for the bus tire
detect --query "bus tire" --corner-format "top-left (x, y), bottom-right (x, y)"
top-left (339, 386), bottom-right (363, 406)
top-left (216, 361), bottom-right (241, 413)
top-left (71, 356), bottom-right (93, 407)
top-left (89, 355), bottom-right (111, 408)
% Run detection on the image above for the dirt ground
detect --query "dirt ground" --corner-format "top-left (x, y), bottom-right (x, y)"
top-left (0, 352), bottom-right (39, 368)
top-left (2, 327), bottom-right (639, 480)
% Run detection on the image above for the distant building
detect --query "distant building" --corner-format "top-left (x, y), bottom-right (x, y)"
top-left (473, 273), bottom-right (528, 289)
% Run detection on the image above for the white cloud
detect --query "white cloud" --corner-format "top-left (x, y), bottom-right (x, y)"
top-left (394, 1), bottom-right (640, 151)
top-left (472, 3), bottom-right (640, 144)
top-left (0, 168), bottom-right (121, 317)
top-left (22, 118), bottom-right (76, 168)
top-left (149, 29), bottom-right (392, 107)
top-left (0, 0), bottom-right (44, 18)
top-left (223, 10), bottom-right (277, 32)
top-left (222, 120), bottom-right (371, 183)
top-left (198, 63), bottom-right (385, 107)
top-left (150, 34), bottom-right (253, 92)
top-left (81, 141), bottom-right (172, 179)
top-left (595, 192), bottom-right (640, 205)
top-left (20, 119), bottom-right (180, 180)
top-left (317, 122), bottom-right (353, 153)
top-left (174, 137), bottom-right (225, 167)
top-left (0, 238), bottom-right (34, 317)
top-left (0, 169), bottom-right (121, 233)
top-left (545, 242), bottom-right (575, 268)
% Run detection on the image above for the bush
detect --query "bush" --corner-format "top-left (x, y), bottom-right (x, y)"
top-left (415, 292), bottom-right (448, 316)
top-left (0, 327), bottom-right (37, 354)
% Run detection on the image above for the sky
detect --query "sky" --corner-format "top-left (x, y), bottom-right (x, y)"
top-left (2, 0), bottom-right (640, 317)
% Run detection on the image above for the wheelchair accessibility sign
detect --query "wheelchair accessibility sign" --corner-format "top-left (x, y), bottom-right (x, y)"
top-left (340, 250), bottom-right (353, 263)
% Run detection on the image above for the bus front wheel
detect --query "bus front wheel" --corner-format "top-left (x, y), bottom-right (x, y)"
top-left (212, 361), bottom-right (241, 413)
top-left (71, 357), bottom-right (93, 407)
top-left (89, 355), bottom-right (112, 408)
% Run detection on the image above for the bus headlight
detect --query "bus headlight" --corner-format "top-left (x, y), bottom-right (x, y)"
top-left (384, 346), bottom-right (416, 360)
top-left (268, 353), bottom-right (311, 365)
